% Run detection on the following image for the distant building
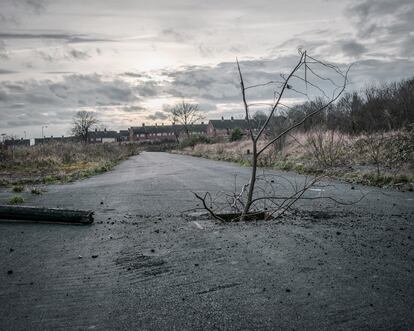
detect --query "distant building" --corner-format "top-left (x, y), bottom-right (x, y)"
top-left (207, 117), bottom-right (259, 137)
top-left (88, 129), bottom-right (118, 143)
top-left (3, 138), bottom-right (31, 147)
top-left (118, 130), bottom-right (129, 142)
top-left (35, 136), bottom-right (78, 145)
top-left (129, 123), bottom-right (207, 142)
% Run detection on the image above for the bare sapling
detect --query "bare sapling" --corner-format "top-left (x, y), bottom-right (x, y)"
top-left (195, 49), bottom-right (354, 222)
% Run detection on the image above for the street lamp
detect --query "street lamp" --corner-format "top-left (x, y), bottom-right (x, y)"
top-left (42, 125), bottom-right (48, 138)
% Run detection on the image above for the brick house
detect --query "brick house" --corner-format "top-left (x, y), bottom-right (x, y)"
top-left (129, 123), bottom-right (207, 142)
top-left (88, 129), bottom-right (118, 143)
top-left (3, 138), bottom-right (31, 147)
top-left (118, 130), bottom-right (129, 142)
top-left (34, 136), bottom-right (78, 145)
top-left (207, 117), bottom-right (259, 137)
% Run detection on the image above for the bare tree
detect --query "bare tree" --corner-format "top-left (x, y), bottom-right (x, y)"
top-left (71, 111), bottom-right (98, 143)
top-left (195, 49), bottom-right (353, 222)
top-left (169, 101), bottom-right (204, 139)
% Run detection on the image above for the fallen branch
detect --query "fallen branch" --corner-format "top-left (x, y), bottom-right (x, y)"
top-left (193, 192), bottom-right (225, 223)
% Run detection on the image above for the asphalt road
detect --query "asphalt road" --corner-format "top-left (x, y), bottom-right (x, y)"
top-left (1, 152), bottom-right (413, 330)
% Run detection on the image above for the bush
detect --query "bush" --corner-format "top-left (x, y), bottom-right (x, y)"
top-left (31, 188), bottom-right (42, 195)
top-left (12, 185), bottom-right (24, 192)
top-left (179, 135), bottom-right (211, 149)
top-left (306, 129), bottom-right (348, 168)
top-left (8, 195), bottom-right (25, 205)
top-left (384, 127), bottom-right (414, 169)
top-left (230, 128), bottom-right (243, 142)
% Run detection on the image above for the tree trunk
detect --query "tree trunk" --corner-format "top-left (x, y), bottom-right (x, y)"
top-left (241, 141), bottom-right (257, 220)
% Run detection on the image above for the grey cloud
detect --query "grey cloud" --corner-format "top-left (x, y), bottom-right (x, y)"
top-left (346, 0), bottom-right (414, 57)
top-left (135, 81), bottom-right (161, 97)
top-left (400, 35), bottom-right (414, 57)
top-left (164, 56), bottom-right (307, 103)
top-left (339, 40), bottom-right (368, 57)
top-left (0, 69), bottom-right (18, 74)
top-left (146, 111), bottom-right (169, 121)
top-left (0, 32), bottom-right (113, 44)
top-left (0, 40), bottom-right (8, 59)
top-left (45, 71), bottom-right (76, 75)
top-left (35, 48), bottom-right (92, 62)
top-left (349, 58), bottom-right (414, 84)
top-left (67, 49), bottom-right (91, 60)
top-left (347, 0), bottom-right (413, 21)
top-left (198, 103), bottom-right (217, 112)
top-left (0, 89), bottom-right (8, 101)
top-left (155, 52), bottom-right (413, 106)
top-left (36, 50), bottom-right (54, 62)
top-left (18, 0), bottom-right (46, 13)
top-left (0, 0), bottom-right (46, 22)
top-left (122, 105), bottom-right (146, 112)
top-left (0, 73), bottom-right (142, 129)
top-left (161, 28), bottom-right (191, 42)
top-left (122, 72), bottom-right (144, 78)
top-left (10, 103), bottom-right (25, 109)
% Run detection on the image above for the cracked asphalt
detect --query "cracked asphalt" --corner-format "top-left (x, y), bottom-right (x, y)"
top-left (0, 152), bottom-right (413, 330)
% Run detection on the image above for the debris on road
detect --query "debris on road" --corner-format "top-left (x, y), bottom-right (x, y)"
top-left (0, 205), bottom-right (94, 224)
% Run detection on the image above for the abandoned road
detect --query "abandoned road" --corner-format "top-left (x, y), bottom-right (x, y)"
top-left (1, 152), bottom-right (413, 330)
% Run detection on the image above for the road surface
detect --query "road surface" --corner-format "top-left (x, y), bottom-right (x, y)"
top-left (1, 152), bottom-right (413, 330)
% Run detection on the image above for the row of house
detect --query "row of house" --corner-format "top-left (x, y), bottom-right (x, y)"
top-left (129, 117), bottom-right (257, 142)
top-left (2, 117), bottom-right (259, 146)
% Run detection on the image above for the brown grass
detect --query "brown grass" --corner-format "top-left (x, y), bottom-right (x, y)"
top-left (0, 142), bottom-right (140, 186)
top-left (173, 129), bottom-right (414, 189)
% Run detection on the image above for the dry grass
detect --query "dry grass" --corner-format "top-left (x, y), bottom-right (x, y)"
top-left (0, 142), bottom-right (140, 186)
top-left (173, 129), bottom-right (414, 189)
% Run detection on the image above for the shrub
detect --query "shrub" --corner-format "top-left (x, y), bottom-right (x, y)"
top-left (230, 128), bottom-right (243, 142)
top-left (179, 135), bottom-right (211, 149)
top-left (12, 185), bottom-right (24, 192)
top-left (31, 188), bottom-right (42, 195)
top-left (8, 195), bottom-right (25, 205)
top-left (306, 129), bottom-right (348, 168)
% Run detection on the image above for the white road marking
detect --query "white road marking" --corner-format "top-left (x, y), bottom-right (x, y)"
top-left (309, 188), bottom-right (324, 192)
top-left (192, 221), bottom-right (204, 229)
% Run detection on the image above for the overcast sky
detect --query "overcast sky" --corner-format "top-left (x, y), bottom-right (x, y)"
top-left (0, 0), bottom-right (413, 138)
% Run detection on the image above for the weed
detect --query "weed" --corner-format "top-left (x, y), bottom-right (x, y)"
top-left (31, 188), bottom-right (43, 195)
top-left (274, 161), bottom-right (294, 171)
top-left (12, 185), bottom-right (24, 193)
top-left (8, 195), bottom-right (25, 205)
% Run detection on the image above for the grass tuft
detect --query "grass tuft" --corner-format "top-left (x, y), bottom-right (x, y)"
top-left (12, 185), bottom-right (24, 192)
top-left (8, 195), bottom-right (25, 205)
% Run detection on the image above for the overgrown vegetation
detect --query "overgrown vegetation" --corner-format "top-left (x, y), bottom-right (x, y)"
top-left (174, 127), bottom-right (414, 190)
top-left (0, 142), bottom-right (140, 186)
top-left (262, 76), bottom-right (414, 135)
top-left (175, 75), bottom-right (414, 192)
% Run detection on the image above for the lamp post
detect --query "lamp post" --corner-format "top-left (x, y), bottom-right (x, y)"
top-left (42, 125), bottom-right (48, 138)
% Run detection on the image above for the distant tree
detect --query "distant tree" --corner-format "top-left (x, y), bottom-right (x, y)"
top-left (169, 101), bottom-right (204, 139)
top-left (71, 111), bottom-right (98, 143)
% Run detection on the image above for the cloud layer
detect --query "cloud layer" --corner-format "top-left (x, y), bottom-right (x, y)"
top-left (0, 0), bottom-right (413, 137)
